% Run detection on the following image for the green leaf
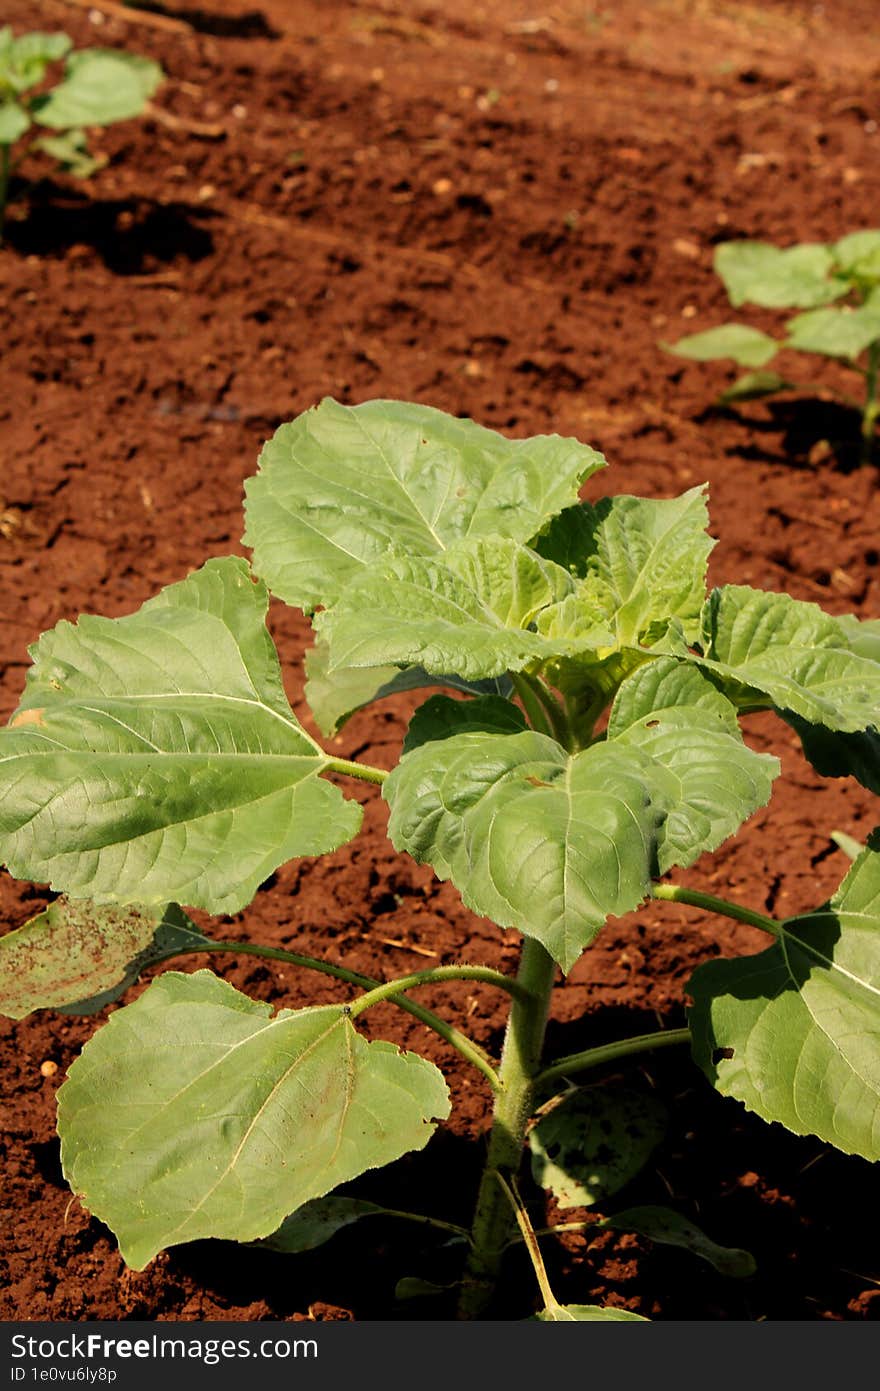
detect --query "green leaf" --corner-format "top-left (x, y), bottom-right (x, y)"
top-left (782, 715), bottom-right (880, 796)
top-left (58, 970), bottom-right (451, 1269)
top-left (33, 128), bottom-right (103, 178)
top-left (699, 585), bottom-right (880, 733)
top-left (243, 397), bottom-right (605, 612)
top-left (663, 324), bottom-right (779, 367)
top-left (256, 1197), bottom-right (389, 1253)
top-left (785, 304), bottom-right (880, 359)
top-left (714, 240), bottom-right (848, 309)
top-left (535, 487), bottom-right (714, 647)
top-left (0, 557), bottom-right (361, 914)
top-left (33, 48), bottom-right (163, 130)
top-left (830, 831), bottom-right (867, 862)
top-left (529, 1087), bottom-right (667, 1208)
top-left (688, 835), bottom-right (880, 1161)
top-left (0, 899), bottom-right (186, 1019)
top-left (602, 1206), bottom-right (756, 1278)
top-left (313, 539), bottom-right (575, 683)
top-left (832, 230), bottom-right (880, 282)
top-left (537, 1304), bottom-right (648, 1321)
top-left (718, 371), bottom-right (794, 405)
top-left (607, 659), bottom-right (778, 873)
top-left (0, 29), bottom-right (71, 94)
top-left (0, 98), bottom-right (30, 143)
top-left (386, 675), bottom-right (775, 971)
top-left (402, 693), bottom-right (527, 753)
top-left (385, 720), bottom-right (670, 971)
top-left (304, 637), bottom-right (512, 737)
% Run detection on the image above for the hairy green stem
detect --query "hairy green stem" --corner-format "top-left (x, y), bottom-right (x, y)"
top-left (457, 937), bottom-right (557, 1318)
top-left (177, 939), bottom-right (501, 1091)
top-left (651, 882), bottom-right (781, 936)
top-left (862, 339), bottom-right (879, 466)
top-left (349, 964), bottom-right (530, 1016)
top-left (511, 671), bottom-right (572, 748)
top-left (324, 755), bottom-right (387, 784)
top-left (535, 1025), bottom-right (692, 1090)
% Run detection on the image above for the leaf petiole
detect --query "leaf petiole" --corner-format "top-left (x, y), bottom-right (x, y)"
top-left (535, 1026), bottom-right (692, 1090)
top-left (651, 882), bottom-right (781, 936)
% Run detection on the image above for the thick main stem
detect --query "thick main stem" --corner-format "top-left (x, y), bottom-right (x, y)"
top-left (457, 937), bottom-right (557, 1319)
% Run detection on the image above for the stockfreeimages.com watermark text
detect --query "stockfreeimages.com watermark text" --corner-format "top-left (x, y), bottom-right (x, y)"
top-left (10, 1332), bottom-right (317, 1374)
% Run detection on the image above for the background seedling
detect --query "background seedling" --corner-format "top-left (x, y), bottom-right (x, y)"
top-left (0, 26), bottom-right (163, 242)
top-left (0, 399), bottom-right (878, 1318)
top-left (664, 232), bottom-right (880, 465)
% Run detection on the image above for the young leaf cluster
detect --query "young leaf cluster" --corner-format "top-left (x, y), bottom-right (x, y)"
top-left (663, 232), bottom-right (880, 463)
top-left (0, 398), bottom-right (878, 1318)
top-left (0, 27), bottom-right (163, 241)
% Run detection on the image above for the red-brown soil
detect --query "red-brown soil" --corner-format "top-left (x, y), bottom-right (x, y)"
top-left (1, 0), bottom-right (879, 1323)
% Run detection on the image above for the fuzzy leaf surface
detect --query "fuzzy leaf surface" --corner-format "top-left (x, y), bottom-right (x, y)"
top-left (688, 837), bottom-right (880, 1161)
top-left (58, 970), bottom-right (451, 1269)
top-left (385, 676), bottom-right (774, 970)
top-left (33, 48), bottom-right (162, 128)
top-left (243, 397), bottom-right (605, 611)
top-left (0, 558), bottom-right (361, 913)
top-left (663, 324), bottom-right (779, 367)
top-left (607, 659), bottom-right (778, 872)
top-left (699, 586), bottom-right (880, 733)
top-left (714, 240), bottom-right (848, 309)
top-left (313, 540), bottom-right (575, 682)
top-left (534, 487), bottom-right (714, 647)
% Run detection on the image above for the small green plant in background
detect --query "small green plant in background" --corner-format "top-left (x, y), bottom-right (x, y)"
top-left (0, 400), bottom-right (878, 1319)
top-left (0, 27), bottom-right (163, 242)
top-left (664, 232), bottom-right (880, 465)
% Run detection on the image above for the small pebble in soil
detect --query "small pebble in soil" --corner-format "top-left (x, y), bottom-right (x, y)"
top-left (40, 1060), bottom-right (58, 1078)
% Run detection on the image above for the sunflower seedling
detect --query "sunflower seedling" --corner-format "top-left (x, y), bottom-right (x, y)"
top-left (1, 399), bottom-right (878, 1318)
top-left (664, 232), bottom-right (880, 465)
top-left (0, 27), bottom-right (163, 242)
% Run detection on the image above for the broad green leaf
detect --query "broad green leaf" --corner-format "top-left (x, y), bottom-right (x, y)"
top-left (537, 1304), bottom-right (648, 1321)
top-left (699, 586), bottom-right (880, 733)
top-left (718, 371), bottom-right (794, 405)
top-left (607, 659), bottom-right (778, 872)
top-left (785, 304), bottom-right (880, 359)
top-left (58, 970), bottom-right (451, 1268)
top-left (782, 715), bottom-right (880, 796)
top-left (386, 680), bottom-right (775, 970)
top-left (385, 719), bottom-right (670, 970)
top-left (257, 1197), bottom-right (390, 1253)
top-left (0, 29), bottom-right (71, 93)
top-left (313, 540), bottom-right (575, 682)
top-left (34, 48), bottom-right (162, 130)
top-left (33, 128), bottom-right (103, 178)
top-left (688, 836), bottom-right (880, 1161)
top-left (832, 230), bottom-right (880, 282)
top-left (0, 98), bottom-right (29, 143)
top-left (714, 240), bottom-right (848, 309)
top-left (663, 324), bottom-right (779, 367)
top-left (535, 488), bottom-right (714, 647)
top-left (601, 1206), bottom-right (756, 1277)
top-left (529, 1087), bottom-right (667, 1208)
top-left (243, 397), bottom-right (605, 611)
top-left (303, 637), bottom-right (512, 737)
top-left (0, 558), bottom-right (361, 913)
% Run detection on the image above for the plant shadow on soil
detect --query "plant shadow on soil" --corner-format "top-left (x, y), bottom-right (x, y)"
top-left (4, 186), bottom-right (216, 273)
top-left (707, 398), bottom-right (876, 473)
top-left (131, 3), bottom-right (281, 39)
